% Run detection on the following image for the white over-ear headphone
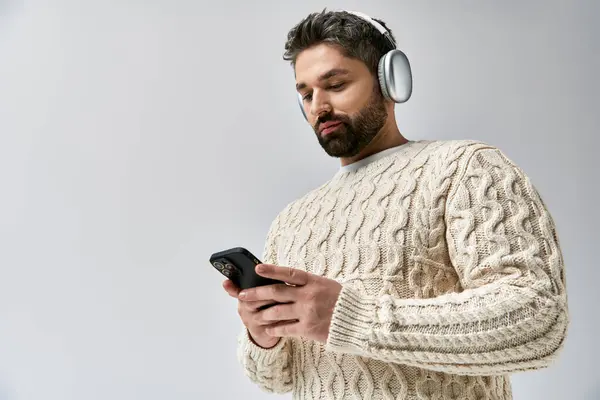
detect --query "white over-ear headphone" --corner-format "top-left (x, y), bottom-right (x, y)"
top-left (297, 10), bottom-right (413, 120)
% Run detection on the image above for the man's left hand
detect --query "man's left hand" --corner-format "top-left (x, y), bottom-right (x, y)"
top-left (238, 264), bottom-right (342, 344)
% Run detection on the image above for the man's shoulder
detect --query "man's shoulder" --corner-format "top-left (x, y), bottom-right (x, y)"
top-left (272, 181), bottom-right (330, 223)
top-left (428, 139), bottom-right (522, 168)
top-left (417, 139), bottom-right (498, 159)
top-left (414, 139), bottom-right (514, 172)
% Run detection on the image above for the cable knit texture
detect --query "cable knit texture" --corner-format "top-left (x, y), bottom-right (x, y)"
top-left (237, 140), bottom-right (568, 400)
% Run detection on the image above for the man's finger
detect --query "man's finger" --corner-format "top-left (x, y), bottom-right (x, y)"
top-left (260, 303), bottom-right (297, 324)
top-left (239, 283), bottom-right (296, 302)
top-left (223, 280), bottom-right (240, 298)
top-left (240, 299), bottom-right (278, 312)
top-left (255, 264), bottom-right (310, 286)
top-left (265, 320), bottom-right (301, 338)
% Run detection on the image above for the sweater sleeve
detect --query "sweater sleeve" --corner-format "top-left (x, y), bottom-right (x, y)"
top-left (236, 213), bottom-right (295, 393)
top-left (324, 147), bottom-right (569, 376)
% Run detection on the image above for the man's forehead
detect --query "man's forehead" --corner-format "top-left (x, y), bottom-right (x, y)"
top-left (294, 44), bottom-right (354, 89)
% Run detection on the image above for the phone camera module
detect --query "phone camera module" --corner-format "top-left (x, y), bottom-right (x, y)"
top-left (213, 261), bottom-right (224, 271)
top-left (222, 263), bottom-right (237, 277)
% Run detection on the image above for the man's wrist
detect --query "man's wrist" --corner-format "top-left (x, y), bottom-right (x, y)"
top-left (248, 330), bottom-right (280, 349)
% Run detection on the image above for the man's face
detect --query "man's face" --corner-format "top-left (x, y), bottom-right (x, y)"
top-left (295, 43), bottom-right (388, 158)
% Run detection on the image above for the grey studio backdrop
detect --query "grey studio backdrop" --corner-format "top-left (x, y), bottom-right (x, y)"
top-left (0, 1), bottom-right (598, 399)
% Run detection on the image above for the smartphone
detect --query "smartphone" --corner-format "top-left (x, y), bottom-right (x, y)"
top-left (209, 247), bottom-right (283, 290)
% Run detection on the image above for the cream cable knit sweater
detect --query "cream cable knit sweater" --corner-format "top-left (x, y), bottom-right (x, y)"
top-left (237, 140), bottom-right (568, 400)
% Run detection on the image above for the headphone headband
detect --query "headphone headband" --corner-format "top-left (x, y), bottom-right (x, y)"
top-left (345, 10), bottom-right (397, 49)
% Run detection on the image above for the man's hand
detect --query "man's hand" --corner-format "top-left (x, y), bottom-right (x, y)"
top-left (237, 264), bottom-right (342, 344)
top-left (223, 279), bottom-right (284, 349)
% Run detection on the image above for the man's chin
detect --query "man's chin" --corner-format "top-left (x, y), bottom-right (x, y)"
top-left (321, 142), bottom-right (359, 158)
top-left (317, 130), bottom-right (358, 157)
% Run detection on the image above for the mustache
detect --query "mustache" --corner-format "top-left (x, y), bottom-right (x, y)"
top-left (314, 113), bottom-right (349, 130)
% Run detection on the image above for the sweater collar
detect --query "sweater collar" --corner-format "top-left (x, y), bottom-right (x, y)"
top-left (338, 140), bottom-right (418, 174)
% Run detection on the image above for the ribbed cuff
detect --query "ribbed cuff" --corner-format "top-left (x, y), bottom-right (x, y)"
top-left (240, 329), bottom-right (288, 363)
top-left (325, 285), bottom-right (377, 355)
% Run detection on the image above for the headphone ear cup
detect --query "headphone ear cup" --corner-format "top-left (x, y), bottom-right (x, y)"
top-left (378, 49), bottom-right (413, 103)
top-left (378, 53), bottom-right (392, 100)
top-left (297, 92), bottom-right (308, 120)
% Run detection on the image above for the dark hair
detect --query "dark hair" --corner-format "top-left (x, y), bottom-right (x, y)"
top-left (283, 9), bottom-right (396, 76)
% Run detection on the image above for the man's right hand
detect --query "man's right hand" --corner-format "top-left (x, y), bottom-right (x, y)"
top-left (223, 279), bottom-right (284, 349)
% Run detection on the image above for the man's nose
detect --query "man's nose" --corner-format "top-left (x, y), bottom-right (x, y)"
top-left (310, 91), bottom-right (332, 117)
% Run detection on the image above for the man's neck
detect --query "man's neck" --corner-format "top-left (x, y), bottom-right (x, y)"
top-left (340, 121), bottom-right (409, 167)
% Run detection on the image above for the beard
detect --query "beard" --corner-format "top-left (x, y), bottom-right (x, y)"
top-left (312, 87), bottom-right (388, 158)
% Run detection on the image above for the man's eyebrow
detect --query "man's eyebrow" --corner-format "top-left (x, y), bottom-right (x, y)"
top-left (296, 68), bottom-right (351, 91)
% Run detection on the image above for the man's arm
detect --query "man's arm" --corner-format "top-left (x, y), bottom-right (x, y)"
top-left (323, 146), bottom-right (569, 375)
top-left (237, 330), bottom-right (294, 393)
top-left (234, 213), bottom-right (295, 393)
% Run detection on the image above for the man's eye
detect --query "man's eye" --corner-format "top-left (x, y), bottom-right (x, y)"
top-left (302, 93), bottom-right (313, 101)
top-left (328, 83), bottom-right (345, 90)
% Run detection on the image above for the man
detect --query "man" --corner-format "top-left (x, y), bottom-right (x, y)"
top-left (223, 9), bottom-right (568, 400)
